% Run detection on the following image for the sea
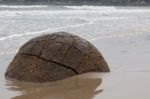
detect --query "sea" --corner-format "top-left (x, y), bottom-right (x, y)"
top-left (1, 5), bottom-right (150, 99)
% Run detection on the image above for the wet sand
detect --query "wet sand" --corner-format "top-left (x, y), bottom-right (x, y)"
top-left (1, 32), bottom-right (150, 99)
top-left (2, 72), bottom-right (150, 99)
top-left (6, 73), bottom-right (102, 99)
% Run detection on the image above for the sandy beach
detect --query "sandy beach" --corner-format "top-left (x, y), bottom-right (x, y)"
top-left (1, 32), bottom-right (150, 99)
top-left (0, 6), bottom-right (150, 99)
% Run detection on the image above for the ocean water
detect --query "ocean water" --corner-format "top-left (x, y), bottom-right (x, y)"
top-left (1, 5), bottom-right (150, 99)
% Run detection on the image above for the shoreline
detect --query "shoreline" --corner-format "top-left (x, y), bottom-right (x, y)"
top-left (1, 32), bottom-right (150, 99)
top-left (0, 5), bottom-right (150, 99)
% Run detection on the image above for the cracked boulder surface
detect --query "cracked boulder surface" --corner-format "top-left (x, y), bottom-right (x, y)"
top-left (5, 32), bottom-right (110, 82)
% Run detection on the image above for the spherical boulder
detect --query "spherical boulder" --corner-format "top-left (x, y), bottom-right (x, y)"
top-left (5, 32), bottom-right (110, 82)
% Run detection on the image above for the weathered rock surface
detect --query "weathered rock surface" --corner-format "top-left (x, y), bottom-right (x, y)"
top-left (5, 32), bottom-right (110, 82)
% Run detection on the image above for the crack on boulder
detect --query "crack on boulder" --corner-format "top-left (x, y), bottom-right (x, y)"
top-left (20, 53), bottom-right (78, 74)
top-left (38, 35), bottom-right (49, 56)
top-left (75, 53), bottom-right (86, 69)
top-left (60, 45), bottom-right (71, 62)
top-left (43, 39), bottom-right (85, 53)
top-left (52, 43), bottom-right (65, 58)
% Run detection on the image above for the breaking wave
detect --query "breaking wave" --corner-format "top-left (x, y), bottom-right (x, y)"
top-left (0, 5), bottom-right (48, 8)
top-left (64, 6), bottom-right (116, 10)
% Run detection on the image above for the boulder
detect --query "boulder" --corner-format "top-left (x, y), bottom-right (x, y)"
top-left (5, 32), bottom-right (110, 82)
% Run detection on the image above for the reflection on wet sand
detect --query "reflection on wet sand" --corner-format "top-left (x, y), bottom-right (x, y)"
top-left (6, 73), bottom-right (103, 99)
